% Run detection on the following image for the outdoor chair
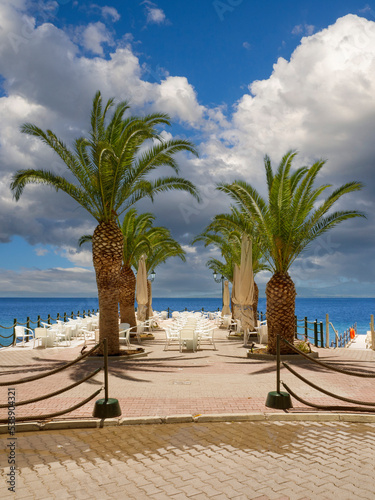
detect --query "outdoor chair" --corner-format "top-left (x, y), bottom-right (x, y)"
top-left (14, 325), bottom-right (35, 347)
top-left (196, 326), bottom-right (216, 350)
top-left (164, 326), bottom-right (181, 351)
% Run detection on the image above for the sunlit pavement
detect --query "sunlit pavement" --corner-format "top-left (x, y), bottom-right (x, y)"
top-left (1, 328), bottom-right (375, 498)
top-left (1, 421), bottom-right (375, 499)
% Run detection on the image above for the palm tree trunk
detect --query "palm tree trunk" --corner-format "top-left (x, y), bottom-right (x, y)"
top-left (252, 281), bottom-right (259, 324)
top-left (92, 220), bottom-right (123, 355)
top-left (118, 265), bottom-right (137, 327)
top-left (146, 280), bottom-right (152, 320)
top-left (266, 272), bottom-right (296, 355)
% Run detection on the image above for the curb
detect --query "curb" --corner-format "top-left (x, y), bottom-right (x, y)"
top-left (2, 412), bottom-right (375, 434)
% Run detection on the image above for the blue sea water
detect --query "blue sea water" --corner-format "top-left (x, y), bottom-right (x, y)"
top-left (0, 297), bottom-right (374, 347)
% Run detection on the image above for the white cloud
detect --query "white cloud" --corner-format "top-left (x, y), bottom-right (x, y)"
top-left (0, 5), bottom-right (375, 296)
top-left (143, 1), bottom-right (167, 25)
top-left (292, 24), bottom-right (315, 36)
top-left (242, 41), bottom-right (251, 50)
top-left (34, 247), bottom-right (49, 256)
top-left (81, 21), bottom-right (114, 55)
top-left (101, 6), bottom-right (120, 22)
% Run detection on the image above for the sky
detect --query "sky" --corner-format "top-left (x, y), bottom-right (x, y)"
top-left (0, 0), bottom-right (375, 298)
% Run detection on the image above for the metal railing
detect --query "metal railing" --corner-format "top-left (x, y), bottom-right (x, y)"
top-left (295, 316), bottom-right (325, 347)
top-left (273, 335), bottom-right (375, 412)
top-left (0, 339), bottom-right (109, 422)
top-left (0, 308), bottom-right (99, 348)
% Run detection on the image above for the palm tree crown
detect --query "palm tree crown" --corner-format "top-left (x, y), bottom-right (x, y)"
top-left (11, 91), bottom-right (199, 220)
top-left (218, 150), bottom-right (365, 273)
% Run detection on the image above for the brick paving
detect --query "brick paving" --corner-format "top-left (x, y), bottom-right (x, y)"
top-left (0, 328), bottom-right (375, 420)
top-left (1, 328), bottom-right (375, 498)
top-left (1, 421), bottom-right (375, 499)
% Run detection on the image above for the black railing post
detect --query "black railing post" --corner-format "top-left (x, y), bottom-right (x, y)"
top-left (103, 338), bottom-right (108, 402)
top-left (13, 318), bottom-right (17, 346)
top-left (71, 311), bottom-right (74, 319)
top-left (64, 312), bottom-right (67, 322)
top-left (320, 322), bottom-right (324, 347)
top-left (295, 315), bottom-right (298, 338)
top-left (314, 320), bottom-right (318, 347)
top-left (276, 334), bottom-right (281, 393)
top-left (26, 316), bottom-right (30, 343)
top-left (304, 317), bottom-right (308, 341)
top-left (57, 313), bottom-right (60, 321)
top-left (48, 314), bottom-right (51, 325)
top-left (167, 307), bottom-right (170, 318)
top-left (37, 315), bottom-right (41, 328)
top-left (83, 310), bottom-right (86, 318)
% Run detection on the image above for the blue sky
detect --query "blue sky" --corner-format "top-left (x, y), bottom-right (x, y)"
top-left (0, 0), bottom-right (374, 297)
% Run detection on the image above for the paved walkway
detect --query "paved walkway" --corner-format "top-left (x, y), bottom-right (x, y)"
top-left (1, 327), bottom-right (375, 499)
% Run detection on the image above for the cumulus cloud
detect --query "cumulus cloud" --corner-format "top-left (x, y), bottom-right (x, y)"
top-left (80, 21), bottom-right (114, 55)
top-left (142, 1), bottom-right (167, 25)
top-left (101, 6), bottom-right (120, 22)
top-left (0, 4), bottom-right (374, 297)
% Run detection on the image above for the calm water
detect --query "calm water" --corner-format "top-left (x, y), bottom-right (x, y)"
top-left (0, 297), bottom-right (374, 346)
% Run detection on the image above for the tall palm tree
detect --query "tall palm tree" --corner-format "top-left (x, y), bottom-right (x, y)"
top-left (218, 150), bottom-right (365, 354)
top-left (10, 91), bottom-right (199, 354)
top-left (137, 228), bottom-right (186, 319)
top-left (193, 208), bottom-right (269, 319)
top-left (119, 209), bottom-right (158, 327)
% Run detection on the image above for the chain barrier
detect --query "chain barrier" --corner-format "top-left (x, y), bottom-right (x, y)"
top-left (0, 340), bottom-right (107, 422)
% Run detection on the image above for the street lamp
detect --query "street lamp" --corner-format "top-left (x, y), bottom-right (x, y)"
top-left (148, 269), bottom-right (156, 282)
top-left (213, 270), bottom-right (225, 308)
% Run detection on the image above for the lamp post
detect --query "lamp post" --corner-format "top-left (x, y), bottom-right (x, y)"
top-left (148, 269), bottom-right (156, 282)
top-left (213, 270), bottom-right (225, 308)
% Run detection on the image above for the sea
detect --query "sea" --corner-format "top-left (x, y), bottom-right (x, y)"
top-left (0, 297), bottom-right (374, 347)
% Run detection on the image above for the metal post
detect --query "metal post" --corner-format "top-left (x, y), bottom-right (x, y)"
top-left (304, 317), bottom-right (308, 342)
top-left (13, 318), bottom-right (17, 346)
top-left (48, 314), bottom-right (51, 325)
top-left (57, 313), bottom-right (60, 321)
top-left (276, 334), bottom-right (281, 393)
top-left (314, 320), bottom-right (318, 347)
top-left (64, 312), bottom-right (67, 322)
top-left (37, 315), bottom-right (41, 328)
top-left (294, 315), bottom-right (297, 339)
top-left (320, 322), bottom-right (324, 347)
top-left (103, 338), bottom-right (108, 402)
top-left (265, 334), bottom-right (292, 409)
top-left (326, 314), bottom-right (329, 348)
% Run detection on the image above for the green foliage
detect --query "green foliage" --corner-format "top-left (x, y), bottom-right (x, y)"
top-left (11, 91), bottom-right (200, 224)
top-left (218, 150), bottom-right (365, 273)
top-left (192, 207), bottom-right (269, 281)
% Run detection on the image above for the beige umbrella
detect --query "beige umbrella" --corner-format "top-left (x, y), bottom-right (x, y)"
top-left (232, 235), bottom-right (255, 332)
top-left (221, 280), bottom-right (231, 316)
top-left (136, 254), bottom-right (148, 322)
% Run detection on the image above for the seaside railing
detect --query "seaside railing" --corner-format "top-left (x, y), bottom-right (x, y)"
top-left (266, 334), bottom-right (375, 412)
top-left (0, 308), bottom-right (99, 348)
top-left (0, 338), bottom-right (120, 423)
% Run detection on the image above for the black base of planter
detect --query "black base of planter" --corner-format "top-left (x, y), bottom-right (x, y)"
top-left (265, 391), bottom-right (292, 409)
top-left (93, 398), bottom-right (122, 419)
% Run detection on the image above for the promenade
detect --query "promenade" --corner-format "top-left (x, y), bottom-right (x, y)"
top-left (1, 327), bottom-right (375, 499)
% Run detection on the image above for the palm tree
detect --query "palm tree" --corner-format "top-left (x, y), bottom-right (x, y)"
top-left (193, 208), bottom-right (269, 319)
top-left (137, 228), bottom-right (186, 319)
top-left (218, 150), bottom-right (365, 354)
top-left (10, 91), bottom-right (199, 354)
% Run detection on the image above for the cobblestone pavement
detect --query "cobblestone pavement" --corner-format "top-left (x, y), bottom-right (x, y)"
top-left (1, 421), bottom-right (375, 499)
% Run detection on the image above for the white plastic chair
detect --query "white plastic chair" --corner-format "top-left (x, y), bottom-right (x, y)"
top-left (196, 326), bottom-right (216, 350)
top-left (14, 326), bottom-right (35, 347)
top-left (164, 326), bottom-right (181, 351)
